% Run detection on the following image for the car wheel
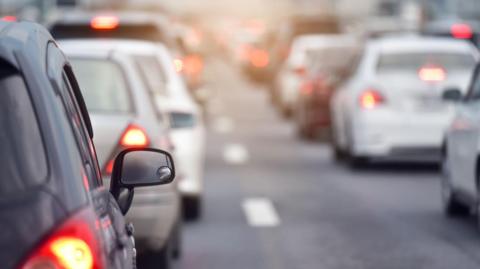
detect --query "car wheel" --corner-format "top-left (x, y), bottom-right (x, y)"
top-left (183, 196), bottom-right (202, 221)
top-left (348, 155), bottom-right (369, 169)
top-left (441, 156), bottom-right (469, 217)
top-left (157, 240), bottom-right (173, 269)
top-left (172, 222), bottom-right (182, 259)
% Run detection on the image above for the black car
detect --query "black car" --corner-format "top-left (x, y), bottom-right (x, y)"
top-left (0, 21), bottom-right (175, 269)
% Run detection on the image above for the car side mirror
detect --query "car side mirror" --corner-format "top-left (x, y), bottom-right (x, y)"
top-left (442, 88), bottom-right (463, 102)
top-left (110, 148), bottom-right (175, 214)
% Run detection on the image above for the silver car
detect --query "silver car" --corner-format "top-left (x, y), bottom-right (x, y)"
top-left (60, 39), bottom-right (181, 268)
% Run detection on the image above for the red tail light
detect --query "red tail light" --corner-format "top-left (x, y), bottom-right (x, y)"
top-left (451, 23), bottom-right (473, 39)
top-left (294, 66), bottom-right (306, 77)
top-left (20, 208), bottom-right (103, 269)
top-left (90, 15), bottom-right (119, 30)
top-left (103, 124), bottom-right (149, 176)
top-left (120, 124), bottom-right (149, 148)
top-left (418, 66), bottom-right (446, 82)
top-left (183, 55), bottom-right (203, 76)
top-left (300, 81), bottom-right (314, 95)
top-left (2, 16), bottom-right (17, 22)
top-left (360, 90), bottom-right (384, 109)
top-left (249, 49), bottom-right (269, 68)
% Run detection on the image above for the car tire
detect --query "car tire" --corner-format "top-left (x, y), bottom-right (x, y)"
top-left (441, 156), bottom-right (469, 217)
top-left (348, 156), bottom-right (369, 169)
top-left (183, 196), bottom-right (202, 221)
top-left (172, 222), bottom-right (182, 259)
top-left (157, 240), bottom-right (173, 269)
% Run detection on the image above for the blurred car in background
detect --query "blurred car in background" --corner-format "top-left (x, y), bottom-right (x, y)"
top-left (294, 35), bottom-right (359, 140)
top-left (61, 40), bottom-right (182, 268)
top-left (274, 34), bottom-right (345, 116)
top-left (49, 10), bottom-right (206, 95)
top-left (331, 35), bottom-right (478, 165)
top-left (267, 15), bottom-right (341, 95)
top-left (0, 21), bottom-right (175, 269)
top-left (131, 41), bottom-right (207, 220)
top-left (422, 20), bottom-right (480, 47)
top-left (441, 63), bottom-right (480, 225)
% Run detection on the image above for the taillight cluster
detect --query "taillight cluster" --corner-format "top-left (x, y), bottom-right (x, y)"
top-left (103, 124), bottom-right (150, 176)
top-left (360, 89), bottom-right (385, 109)
top-left (20, 209), bottom-right (103, 269)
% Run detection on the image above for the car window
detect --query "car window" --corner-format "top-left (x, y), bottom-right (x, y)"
top-left (59, 70), bottom-right (102, 189)
top-left (170, 112), bottom-right (196, 129)
top-left (377, 52), bottom-right (476, 72)
top-left (70, 58), bottom-right (132, 114)
top-left (0, 61), bottom-right (48, 195)
top-left (134, 55), bottom-right (168, 96)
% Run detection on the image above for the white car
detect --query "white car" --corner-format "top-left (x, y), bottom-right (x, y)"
top-left (133, 42), bottom-right (206, 219)
top-left (330, 35), bottom-right (479, 165)
top-left (274, 34), bottom-right (356, 116)
top-left (61, 39), bottom-right (181, 267)
top-left (441, 63), bottom-right (480, 224)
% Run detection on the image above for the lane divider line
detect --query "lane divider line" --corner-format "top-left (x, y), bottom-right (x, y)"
top-left (242, 198), bottom-right (280, 227)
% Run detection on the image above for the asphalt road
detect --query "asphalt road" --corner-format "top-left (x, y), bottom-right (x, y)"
top-left (175, 59), bottom-right (480, 269)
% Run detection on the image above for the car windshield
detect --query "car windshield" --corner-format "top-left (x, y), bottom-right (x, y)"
top-left (377, 52), bottom-right (476, 72)
top-left (70, 58), bottom-right (132, 113)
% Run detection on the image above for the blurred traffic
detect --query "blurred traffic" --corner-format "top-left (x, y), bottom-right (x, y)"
top-left (2, 0), bottom-right (480, 269)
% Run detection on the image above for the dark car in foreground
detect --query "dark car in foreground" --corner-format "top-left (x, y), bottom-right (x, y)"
top-left (0, 21), bottom-right (175, 269)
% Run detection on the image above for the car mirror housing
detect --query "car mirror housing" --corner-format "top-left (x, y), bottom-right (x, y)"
top-left (109, 148), bottom-right (175, 214)
top-left (112, 148), bottom-right (175, 188)
top-left (442, 88), bottom-right (463, 102)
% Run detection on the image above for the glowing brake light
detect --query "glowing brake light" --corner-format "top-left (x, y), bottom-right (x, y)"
top-left (120, 124), bottom-right (149, 147)
top-left (418, 66), bottom-right (446, 82)
top-left (21, 209), bottom-right (102, 269)
top-left (451, 23), bottom-right (473, 39)
top-left (249, 49), bottom-right (269, 68)
top-left (90, 16), bottom-right (119, 30)
top-left (360, 90), bottom-right (384, 109)
top-left (2, 16), bottom-right (17, 22)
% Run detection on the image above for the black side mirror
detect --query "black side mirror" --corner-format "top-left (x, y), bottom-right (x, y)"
top-left (442, 88), bottom-right (463, 102)
top-left (110, 148), bottom-right (175, 214)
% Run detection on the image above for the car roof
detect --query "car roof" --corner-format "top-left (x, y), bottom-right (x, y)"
top-left (369, 35), bottom-right (477, 54)
top-left (59, 38), bottom-right (168, 57)
top-left (0, 21), bottom-right (50, 70)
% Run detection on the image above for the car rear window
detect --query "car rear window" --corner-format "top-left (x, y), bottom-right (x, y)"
top-left (308, 46), bottom-right (358, 74)
top-left (377, 52), bottom-right (476, 72)
top-left (0, 61), bottom-right (48, 194)
top-left (51, 24), bottom-right (166, 43)
top-left (70, 58), bottom-right (132, 113)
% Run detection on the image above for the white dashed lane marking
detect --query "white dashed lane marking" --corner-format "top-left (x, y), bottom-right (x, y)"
top-left (223, 143), bottom-right (249, 164)
top-left (242, 198), bottom-right (280, 227)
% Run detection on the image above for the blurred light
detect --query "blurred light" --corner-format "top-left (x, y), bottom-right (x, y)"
top-left (294, 66), bottom-right (306, 77)
top-left (418, 66), bottom-right (446, 82)
top-left (2, 16), bottom-right (16, 22)
top-left (300, 81), bottom-right (314, 95)
top-left (90, 15), bottom-right (119, 30)
top-left (360, 90), bottom-right (384, 109)
top-left (249, 49), bottom-right (269, 68)
top-left (451, 23), bottom-right (473, 39)
top-left (174, 58), bottom-right (184, 73)
top-left (120, 124), bottom-right (149, 147)
top-left (183, 55), bottom-right (204, 76)
top-left (104, 159), bottom-right (114, 175)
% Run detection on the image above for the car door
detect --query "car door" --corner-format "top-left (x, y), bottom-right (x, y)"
top-left (448, 66), bottom-right (480, 197)
top-left (46, 43), bottom-right (135, 268)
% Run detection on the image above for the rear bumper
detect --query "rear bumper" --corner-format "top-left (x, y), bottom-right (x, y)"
top-left (350, 109), bottom-right (450, 161)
